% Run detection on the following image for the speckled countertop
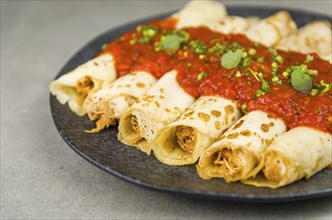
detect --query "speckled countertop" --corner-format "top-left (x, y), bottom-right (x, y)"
top-left (1, 0), bottom-right (331, 219)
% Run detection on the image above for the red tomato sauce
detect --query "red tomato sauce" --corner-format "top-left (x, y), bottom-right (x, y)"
top-left (102, 19), bottom-right (332, 133)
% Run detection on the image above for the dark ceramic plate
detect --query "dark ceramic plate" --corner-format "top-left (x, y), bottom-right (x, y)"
top-left (50, 6), bottom-right (332, 202)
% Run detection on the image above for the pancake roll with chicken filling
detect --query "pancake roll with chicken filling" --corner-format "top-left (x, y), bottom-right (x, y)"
top-left (152, 96), bottom-right (241, 165)
top-left (242, 127), bottom-right (332, 188)
top-left (118, 70), bottom-right (195, 155)
top-left (196, 110), bottom-right (286, 182)
top-left (83, 71), bottom-right (157, 132)
top-left (49, 54), bottom-right (116, 116)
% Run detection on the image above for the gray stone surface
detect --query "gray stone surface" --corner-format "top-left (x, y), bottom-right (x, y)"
top-left (1, 0), bottom-right (331, 219)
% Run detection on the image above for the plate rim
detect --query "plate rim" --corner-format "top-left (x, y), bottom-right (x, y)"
top-left (50, 5), bottom-right (332, 203)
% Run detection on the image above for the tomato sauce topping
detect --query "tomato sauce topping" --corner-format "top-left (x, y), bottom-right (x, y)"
top-left (101, 19), bottom-right (332, 133)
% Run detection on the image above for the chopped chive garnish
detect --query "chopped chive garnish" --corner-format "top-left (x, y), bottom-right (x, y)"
top-left (248, 48), bottom-right (257, 56)
top-left (101, 43), bottom-right (108, 51)
top-left (241, 104), bottom-right (247, 113)
top-left (310, 89), bottom-right (319, 96)
top-left (197, 71), bottom-right (208, 80)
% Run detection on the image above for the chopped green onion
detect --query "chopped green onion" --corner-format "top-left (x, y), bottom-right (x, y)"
top-left (258, 72), bottom-right (264, 79)
top-left (197, 71), bottom-right (208, 80)
top-left (272, 62), bottom-right (278, 68)
top-left (307, 69), bottom-right (318, 76)
top-left (242, 57), bottom-right (252, 68)
top-left (189, 40), bottom-right (208, 54)
top-left (310, 89), bottom-right (319, 96)
top-left (257, 56), bottom-right (265, 63)
top-left (101, 43), bottom-right (108, 51)
top-left (199, 54), bottom-right (206, 60)
top-left (241, 104), bottom-right (247, 113)
top-left (268, 48), bottom-right (278, 56)
top-left (261, 79), bottom-right (270, 92)
top-left (272, 76), bottom-right (282, 85)
top-left (248, 48), bottom-right (257, 56)
top-left (304, 55), bottom-right (314, 64)
top-left (129, 39), bottom-right (137, 45)
top-left (275, 55), bottom-right (283, 64)
top-left (254, 90), bottom-right (265, 98)
top-left (282, 71), bottom-right (289, 78)
top-left (187, 63), bottom-right (192, 67)
top-left (235, 71), bottom-right (242, 78)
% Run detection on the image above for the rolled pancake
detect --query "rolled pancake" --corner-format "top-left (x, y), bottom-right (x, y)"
top-left (242, 127), bottom-right (332, 188)
top-left (205, 16), bottom-right (260, 34)
top-left (245, 11), bottom-right (297, 47)
top-left (196, 110), bottom-right (286, 182)
top-left (83, 71), bottom-right (157, 132)
top-left (152, 96), bottom-right (241, 165)
top-left (49, 54), bottom-right (116, 116)
top-left (173, 0), bottom-right (227, 29)
top-left (276, 21), bottom-right (332, 62)
top-left (118, 70), bottom-right (195, 155)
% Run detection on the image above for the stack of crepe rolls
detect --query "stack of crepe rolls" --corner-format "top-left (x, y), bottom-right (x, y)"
top-left (152, 96), bottom-right (241, 165)
top-left (49, 0), bottom-right (228, 118)
top-left (196, 111), bottom-right (286, 182)
top-left (245, 11), bottom-right (297, 47)
top-left (151, 12), bottom-right (296, 165)
top-left (276, 21), bottom-right (332, 63)
top-left (242, 127), bottom-right (332, 188)
top-left (83, 71), bottom-right (157, 132)
top-left (80, 0), bottom-right (230, 132)
top-left (118, 70), bottom-right (195, 155)
top-left (49, 54), bottom-right (117, 116)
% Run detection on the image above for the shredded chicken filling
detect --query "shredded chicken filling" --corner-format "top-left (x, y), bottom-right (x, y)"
top-left (213, 148), bottom-right (244, 176)
top-left (87, 107), bottom-right (116, 133)
top-left (263, 156), bottom-right (286, 182)
top-left (130, 115), bottom-right (142, 143)
top-left (76, 76), bottom-right (94, 96)
top-left (175, 126), bottom-right (195, 153)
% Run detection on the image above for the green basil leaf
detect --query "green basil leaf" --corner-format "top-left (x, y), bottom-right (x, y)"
top-left (221, 50), bottom-right (242, 69)
top-left (160, 35), bottom-right (182, 55)
top-left (291, 69), bottom-right (313, 93)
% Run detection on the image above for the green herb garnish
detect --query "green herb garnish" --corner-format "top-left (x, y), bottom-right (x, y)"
top-left (101, 43), bottom-right (108, 51)
top-left (290, 67), bottom-right (313, 93)
top-left (189, 40), bottom-right (208, 54)
top-left (261, 79), bottom-right (271, 92)
top-left (197, 71), bottom-right (208, 80)
top-left (241, 104), bottom-right (247, 113)
top-left (221, 49), bottom-right (243, 69)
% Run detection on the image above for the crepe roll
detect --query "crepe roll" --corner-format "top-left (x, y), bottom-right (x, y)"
top-left (152, 96), bottom-right (241, 165)
top-left (49, 54), bottom-right (116, 116)
top-left (245, 11), bottom-right (297, 47)
top-left (83, 71), bottom-right (157, 132)
top-left (242, 127), bottom-right (332, 189)
top-left (205, 16), bottom-right (260, 34)
top-left (276, 21), bottom-right (332, 62)
top-left (173, 0), bottom-right (227, 29)
top-left (196, 110), bottom-right (286, 182)
top-left (118, 70), bottom-right (195, 155)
